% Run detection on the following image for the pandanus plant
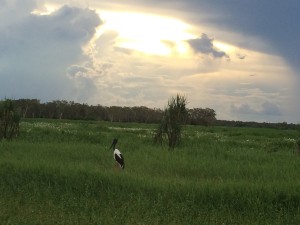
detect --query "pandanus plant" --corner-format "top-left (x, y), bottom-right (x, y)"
top-left (154, 94), bottom-right (188, 150)
top-left (0, 99), bottom-right (21, 140)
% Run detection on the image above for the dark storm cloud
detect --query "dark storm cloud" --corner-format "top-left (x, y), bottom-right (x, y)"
top-left (187, 33), bottom-right (229, 59)
top-left (49, 5), bottom-right (101, 42)
top-left (173, 0), bottom-right (299, 73)
top-left (202, 0), bottom-right (300, 71)
top-left (0, 0), bottom-right (102, 101)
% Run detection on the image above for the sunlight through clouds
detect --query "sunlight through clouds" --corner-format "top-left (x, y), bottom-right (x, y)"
top-left (98, 11), bottom-right (195, 56)
top-left (31, 3), bottom-right (58, 15)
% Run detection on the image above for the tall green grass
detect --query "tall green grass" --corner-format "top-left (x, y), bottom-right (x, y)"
top-left (0, 119), bottom-right (300, 224)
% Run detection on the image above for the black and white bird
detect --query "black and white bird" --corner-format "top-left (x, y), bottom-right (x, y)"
top-left (109, 138), bottom-right (125, 169)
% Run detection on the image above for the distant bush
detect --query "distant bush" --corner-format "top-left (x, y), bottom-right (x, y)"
top-left (0, 99), bottom-right (21, 140)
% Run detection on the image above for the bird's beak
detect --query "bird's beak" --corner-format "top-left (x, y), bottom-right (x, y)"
top-left (109, 139), bottom-right (118, 150)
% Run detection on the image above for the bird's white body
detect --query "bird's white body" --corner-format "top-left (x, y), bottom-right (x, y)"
top-left (113, 149), bottom-right (122, 160)
top-left (113, 148), bottom-right (125, 169)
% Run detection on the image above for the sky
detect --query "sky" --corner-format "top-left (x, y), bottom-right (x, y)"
top-left (0, 0), bottom-right (299, 123)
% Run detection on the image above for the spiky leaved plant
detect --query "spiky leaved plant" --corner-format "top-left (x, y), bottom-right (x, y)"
top-left (0, 99), bottom-right (21, 140)
top-left (154, 94), bottom-right (188, 150)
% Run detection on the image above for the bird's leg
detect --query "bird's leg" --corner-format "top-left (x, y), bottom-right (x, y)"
top-left (114, 162), bottom-right (120, 171)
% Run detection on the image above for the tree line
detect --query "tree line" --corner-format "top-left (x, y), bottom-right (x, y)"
top-left (1, 98), bottom-right (298, 130)
top-left (3, 99), bottom-right (217, 126)
top-left (215, 120), bottom-right (300, 130)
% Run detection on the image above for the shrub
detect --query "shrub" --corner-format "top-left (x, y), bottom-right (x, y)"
top-left (154, 94), bottom-right (188, 150)
top-left (0, 99), bottom-right (21, 140)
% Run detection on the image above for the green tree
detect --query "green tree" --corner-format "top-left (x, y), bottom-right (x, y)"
top-left (154, 94), bottom-right (188, 150)
top-left (0, 99), bottom-right (21, 140)
top-left (188, 108), bottom-right (216, 126)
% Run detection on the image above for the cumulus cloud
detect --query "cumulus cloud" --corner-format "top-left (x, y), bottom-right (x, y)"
top-left (187, 33), bottom-right (229, 59)
top-left (47, 6), bottom-right (101, 42)
top-left (0, 0), bottom-right (102, 101)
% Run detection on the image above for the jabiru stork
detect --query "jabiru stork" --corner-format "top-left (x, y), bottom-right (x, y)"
top-left (109, 138), bottom-right (125, 169)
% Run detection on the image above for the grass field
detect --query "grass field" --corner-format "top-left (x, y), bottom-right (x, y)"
top-left (1, 119), bottom-right (300, 224)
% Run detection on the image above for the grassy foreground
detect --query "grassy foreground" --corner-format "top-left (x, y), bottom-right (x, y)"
top-left (0, 119), bottom-right (300, 224)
